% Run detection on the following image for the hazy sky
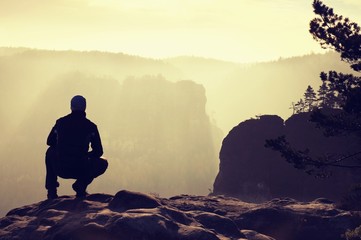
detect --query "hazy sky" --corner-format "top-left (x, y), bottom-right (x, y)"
top-left (1, 0), bottom-right (360, 62)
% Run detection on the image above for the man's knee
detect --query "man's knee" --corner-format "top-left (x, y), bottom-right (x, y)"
top-left (100, 158), bottom-right (108, 170)
top-left (98, 158), bottom-right (108, 175)
top-left (91, 157), bottom-right (108, 178)
top-left (46, 147), bottom-right (57, 162)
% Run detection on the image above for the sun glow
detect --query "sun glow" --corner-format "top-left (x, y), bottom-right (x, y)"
top-left (1, 0), bottom-right (359, 62)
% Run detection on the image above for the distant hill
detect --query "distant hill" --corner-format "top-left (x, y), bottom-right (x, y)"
top-left (198, 52), bottom-right (354, 131)
top-left (0, 48), bottom-right (178, 133)
top-left (0, 47), bottom-right (354, 133)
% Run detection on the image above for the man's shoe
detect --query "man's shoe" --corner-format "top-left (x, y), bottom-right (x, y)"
top-left (72, 182), bottom-right (88, 198)
top-left (47, 190), bottom-right (58, 200)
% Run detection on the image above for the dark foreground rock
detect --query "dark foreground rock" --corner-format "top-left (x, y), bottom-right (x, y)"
top-left (1, 190), bottom-right (360, 240)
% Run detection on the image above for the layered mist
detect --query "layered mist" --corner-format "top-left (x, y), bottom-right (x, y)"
top-left (0, 48), bottom-right (353, 215)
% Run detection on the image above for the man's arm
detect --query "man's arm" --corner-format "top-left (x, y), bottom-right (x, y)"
top-left (47, 123), bottom-right (58, 147)
top-left (89, 125), bottom-right (103, 158)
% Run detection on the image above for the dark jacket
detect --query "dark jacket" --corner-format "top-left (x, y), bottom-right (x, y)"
top-left (47, 111), bottom-right (103, 162)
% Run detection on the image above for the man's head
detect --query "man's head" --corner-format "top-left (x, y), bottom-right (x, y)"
top-left (71, 95), bottom-right (86, 112)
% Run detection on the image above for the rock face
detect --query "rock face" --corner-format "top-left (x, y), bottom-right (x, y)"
top-left (1, 190), bottom-right (360, 240)
top-left (213, 113), bottom-right (361, 201)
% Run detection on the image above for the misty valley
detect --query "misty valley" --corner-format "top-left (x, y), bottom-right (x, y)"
top-left (0, 47), bottom-right (357, 214)
top-left (0, 46), bottom-right (361, 240)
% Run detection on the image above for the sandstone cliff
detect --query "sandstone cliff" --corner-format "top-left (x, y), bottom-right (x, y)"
top-left (213, 113), bottom-right (361, 201)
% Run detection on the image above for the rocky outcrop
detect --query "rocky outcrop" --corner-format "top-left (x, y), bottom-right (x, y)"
top-left (1, 190), bottom-right (360, 240)
top-left (213, 113), bottom-right (361, 201)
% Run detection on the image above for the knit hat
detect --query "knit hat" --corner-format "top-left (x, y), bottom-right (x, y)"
top-left (71, 95), bottom-right (86, 112)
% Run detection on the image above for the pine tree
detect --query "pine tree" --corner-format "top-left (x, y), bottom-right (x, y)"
top-left (295, 99), bottom-right (305, 113)
top-left (289, 102), bottom-right (296, 115)
top-left (310, 0), bottom-right (361, 106)
top-left (317, 82), bottom-right (328, 108)
top-left (266, 0), bottom-right (361, 175)
top-left (304, 85), bottom-right (317, 111)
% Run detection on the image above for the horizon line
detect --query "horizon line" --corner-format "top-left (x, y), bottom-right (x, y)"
top-left (0, 45), bottom-right (330, 65)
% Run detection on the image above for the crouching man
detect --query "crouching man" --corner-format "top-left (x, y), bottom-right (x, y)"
top-left (45, 95), bottom-right (108, 199)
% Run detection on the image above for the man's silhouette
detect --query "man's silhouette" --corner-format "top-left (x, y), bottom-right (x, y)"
top-left (45, 95), bottom-right (108, 199)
